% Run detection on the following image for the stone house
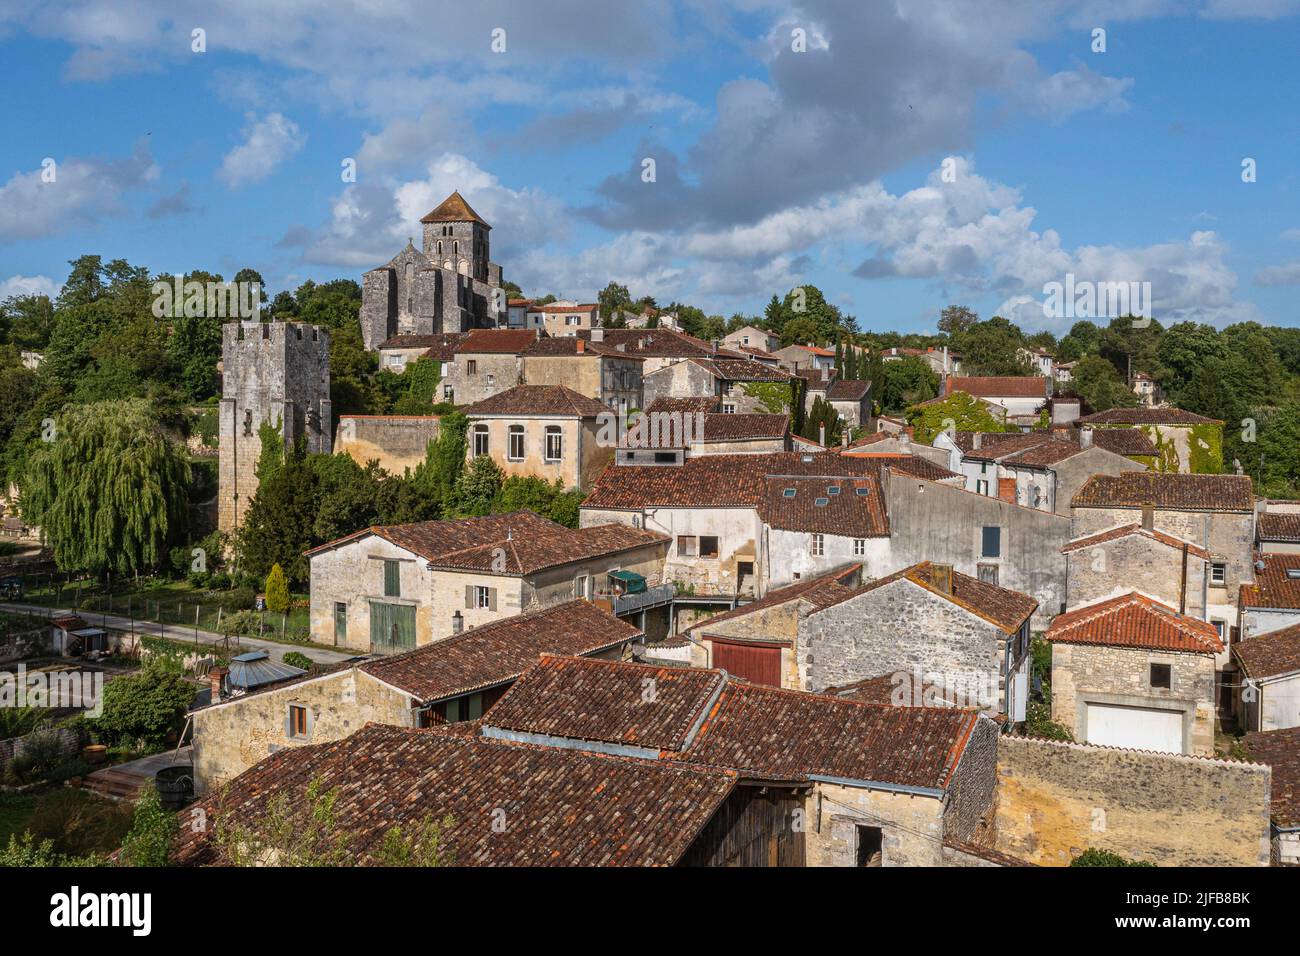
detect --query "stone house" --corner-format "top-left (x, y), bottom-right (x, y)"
top-left (772, 343), bottom-right (836, 374)
top-left (800, 562), bottom-right (1037, 718)
top-left (1061, 519), bottom-right (1210, 617)
top-left (520, 335), bottom-right (643, 410)
top-left (825, 379), bottom-right (872, 429)
top-left (475, 654), bottom-right (1000, 867)
top-left (643, 357), bottom-right (800, 416)
top-left (1047, 591), bottom-right (1223, 755)
top-left (722, 325), bottom-right (779, 354)
top-left (305, 510), bottom-right (668, 652)
top-left (505, 297), bottom-right (532, 328)
top-left (462, 384), bottom-right (615, 491)
top-left (1242, 726), bottom-right (1300, 864)
top-left (761, 476), bottom-right (894, 585)
top-left (1015, 346), bottom-right (1055, 378)
top-left (1234, 623), bottom-right (1300, 732)
top-left (881, 345), bottom-right (961, 376)
top-left (1238, 551), bottom-right (1300, 638)
top-left (1071, 472), bottom-right (1257, 652)
top-left (375, 331), bottom-right (468, 373)
top-left (439, 328), bottom-right (539, 406)
top-left (1074, 407), bottom-right (1224, 473)
top-left (1257, 502), bottom-right (1300, 555)
top-left (839, 430), bottom-right (953, 469)
top-left (526, 302), bottom-right (599, 336)
top-left (573, 327), bottom-right (747, 375)
top-left (188, 600), bottom-right (639, 794)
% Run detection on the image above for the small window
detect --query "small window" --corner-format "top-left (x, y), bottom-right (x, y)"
top-left (811, 534), bottom-right (825, 557)
top-left (977, 563), bottom-right (999, 586)
top-left (508, 424), bottom-right (525, 461)
top-left (976, 479), bottom-right (989, 496)
top-left (545, 426), bottom-right (562, 462)
top-left (855, 487), bottom-right (871, 496)
top-left (699, 536), bottom-right (720, 558)
top-left (981, 526), bottom-right (1002, 558)
top-left (474, 586), bottom-right (492, 609)
top-left (466, 359), bottom-right (478, 375)
top-left (782, 488), bottom-right (797, 498)
top-left (855, 825), bottom-right (883, 867)
top-left (723, 403), bottom-right (736, 414)
top-left (472, 424), bottom-right (490, 457)
top-left (853, 538), bottom-right (866, 556)
top-left (383, 560), bottom-right (400, 597)
top-left (827, 486), bottom-right (840, 495)
top-left (677, 535), bottom-right (697, 557)
top-left (1287, 569), bottom-right (1300, 580)
top-left (1210, 562), bottom-right (1227, 586)
top-left (1150, 663), bottom-right (1171, 689)
top-left (287, 704), bottom-right (308, 740)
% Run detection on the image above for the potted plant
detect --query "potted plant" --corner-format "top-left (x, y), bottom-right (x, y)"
top-left (82, 743), bottom-right (107, 764)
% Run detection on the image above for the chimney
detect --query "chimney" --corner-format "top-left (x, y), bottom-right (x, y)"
top-left (208, 666), bottom-right (229, 703)
top-left (451, 610), bottom-right (464, 635)
top-left (712, 339), bottom-right (720, 353)
top-left (576, 339), bottom-right (586, 354)
top-left (899, 431), bottom-right (912, 451)
top-left (928, 563), bottom-right (953, 594)
top-left (841, 429), bottom-right (849, 448)
top-left (972, 432), bottom-right (983, 450)
top-left (819, 422), bottom-right (826, 446)
top-left (1079, 425), bottom-right (1093, 449)
top-left (1141, 504), bottom-right (1154, 531)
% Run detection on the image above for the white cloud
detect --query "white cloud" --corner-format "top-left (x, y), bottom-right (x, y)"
top-left (217, 113), bottom-right (305, 189)
top-left (1254, 261), bottom-right (1300, 286)
top-left (0, 274), bottom-right (60, 299)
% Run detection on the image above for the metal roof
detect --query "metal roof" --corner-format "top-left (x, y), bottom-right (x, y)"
top-left (228, 652), bottom-right (307, 690)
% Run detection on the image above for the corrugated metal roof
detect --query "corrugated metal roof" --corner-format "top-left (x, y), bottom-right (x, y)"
top-left (229, 652), bottom-right (306, 690)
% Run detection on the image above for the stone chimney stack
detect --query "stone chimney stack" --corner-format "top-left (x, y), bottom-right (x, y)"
top-left (208, 666), bottom-right (229, 703)
top-left (819, 423), bottom-right (826, 446)
top-left (576, 338), bottom-right (586, 354)
top-left (1141, 504), bottom-right (1155, 531)
top-left (591, 328), bottom-right (604, 343)
top-left (972, 432), bottom-right (983, 450)
top-left (928, 563), bottom-right (954, 594)
top-left (1080, 425), bottom-right (1093, 449)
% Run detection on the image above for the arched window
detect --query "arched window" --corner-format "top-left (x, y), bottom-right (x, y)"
top-left (508, 424), bottom-right (525, 461)
top-left (472, 424), bottom-right (489, 458)
top-left (453, 240), bottom-right (459, 255)
top-left (437, 240), bottom-right (442, 254)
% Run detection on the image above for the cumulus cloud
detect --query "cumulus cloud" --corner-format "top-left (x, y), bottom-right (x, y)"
top-left (0, 274), bottom-right (60, 299)
top-left (217, 113), bottom-right (305, 189)
top-left (1254, 261), bottom-right (1300, 286)
top-left (0, 142), bottom-right (158, 243)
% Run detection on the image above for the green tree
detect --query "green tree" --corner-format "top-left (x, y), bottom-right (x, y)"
top-left (1071, 355), bottom-right (1137, 413)
top-left (938, 304), bottom-right (978, 336)
top-left (454, 455), bottom-right (504, 517)
top-left (20, 399), bottom-right (190, 574)
top-left (906, 391), bottom-right (1015, 444)
top-left (264, 563), bottom-right (291, 614)
top-left (374, 813), bottom-right (456, 867)
top-left (1070, 848), bottom-right (1154, 867)
top-left (801, 396), bottom-right (843, 446)
top-left (118, 785), bottom-right (178, 867)
top-left (877, 356), bottom-right (939, 412)
top-left (597, 281), bottom-right (633, 324)
top-left (89, 662), bottom-right (197, 748)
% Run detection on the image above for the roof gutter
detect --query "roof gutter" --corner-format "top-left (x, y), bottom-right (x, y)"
top-left (806, 773), bottom-right (945, 798)
top-left (480, 725), bottom-right (662, 761)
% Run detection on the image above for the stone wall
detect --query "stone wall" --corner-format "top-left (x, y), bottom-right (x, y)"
top-left (1051, 446), bottom-right (1146, 516)
top-left (805, 782), bottom-right (947, 866)
top-left (1051, 642), bottom-right (1217, 755)
top-left (992, 735), bottom-right (1271, 866)
top-left (335, 416), bottom-right (440, 476)
top-left (1066, 533), bottom-right (1207, 616)
top-left (445, 352), bottom-right (520, 406)
top-left (944, 716), bottom-right (1000, 843)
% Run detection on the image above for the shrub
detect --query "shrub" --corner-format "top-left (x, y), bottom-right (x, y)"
top-left (282, 652), bottom-right (314, 671)
top-left (208, 572), bottom-right (232, 591)
top-left (1070, 848), bottom-right (1154, 867)
top-left (264, 563), bottom-right (291, 614)
top-left (25, 789), bottom-right (133, 859)
top-left (220, 587), bottom-right (256, 612)
top-left (0, 707), bottom-right (50, 739)
top-left (187, 570), bottom-right (210, 589)
top-left (219, 610), bottom-right (262, 638)
top-left (88, 664), bottom-right (197, 748)
top-left (118, 785), bottom-right (178, 867)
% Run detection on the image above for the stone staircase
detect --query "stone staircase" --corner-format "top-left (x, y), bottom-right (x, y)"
top-left (79, 765), bottom-right (148, 802)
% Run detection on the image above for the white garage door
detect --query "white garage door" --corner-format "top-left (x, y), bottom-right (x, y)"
top-left (1085, 703), bottom-right (1184, 754)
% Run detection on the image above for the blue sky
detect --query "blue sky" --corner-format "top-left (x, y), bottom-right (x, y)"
top-left (1, 0), bottom-right (1298, 334)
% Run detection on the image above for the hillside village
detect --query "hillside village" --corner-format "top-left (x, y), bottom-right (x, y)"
top-left (2, 191), bottom-right (1300, 870)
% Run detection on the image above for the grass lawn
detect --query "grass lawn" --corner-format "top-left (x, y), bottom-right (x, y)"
top-left (0, 786), bottom-right (133, 858)
top-left (0, 791), bottom-right (38, 845)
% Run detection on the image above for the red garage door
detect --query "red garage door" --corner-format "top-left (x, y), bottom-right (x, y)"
top-left (709, 637), bottom-right (782, 687)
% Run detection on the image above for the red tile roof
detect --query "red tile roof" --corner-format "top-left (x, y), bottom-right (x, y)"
top-left (577, 328), bottom-right (745, 359)
top-left (815, 561), bottom-right (1037, 634)
top-left (583, 451), bottom-right (955, 511)
top-left (1077, 407), bottom-right (1222, 425)
top-left (534, 302), bottom-right (598, 313)
top-left (1243, 726), bottom-right (1300, 827)
top-left (173, 724), bottom-right (737, 866)
top-left (360, 600), bottom-right (640, 703)
top-left (1239, 553), bottom-right (1300, 611)
top-left (1061, 523), bottom-right (1210, 560)
top-left (1072, 473), bottom-right (1255, 512)
top-left (378, 332), bottom-right (468, 353)
top-left (1090, 428), bottom-right (1159, 457)
top-left (454, 329), bottom-right (540, 354)
top-left (520, 336), bottom-right (643, 360)
top-left (1233, 623), bottom-right (1300, 679)
top-left (945, 376), bottom-right (1048, 399)
top-left (688, 358), bottom-right (795, 382)
top-left (1259, 512), bottom-right (1300, 544)
top-left (420, 190), bottom-right (490, 225)
top-left (698, 413), bottom-right (789, 442)
top-left (461, 384), bottom-right (609, 417)
top-left (687, 564), bottom-right (864, 637)
top-left (826, 380), bottom-right (871, 402)
top-left (1046, 592), bottom-right (1224, 654)
top-left (760, 476), bottom-right (889, 537)
top-left (645, 396), bottom-right (718, 416)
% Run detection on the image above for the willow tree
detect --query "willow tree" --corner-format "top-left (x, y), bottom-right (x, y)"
top-left (21, 399), bottom-right (190, 574)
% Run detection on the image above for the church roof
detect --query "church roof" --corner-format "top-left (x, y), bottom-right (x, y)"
top-left (420, 190), bottom-right (491, 227)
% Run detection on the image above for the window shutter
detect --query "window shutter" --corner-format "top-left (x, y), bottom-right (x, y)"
top-left (304, 708), bottom-right (313, 740)
top-left (489, 588), bottom-right (498, 611)
top-left (465, 585), bottom-right (473, 609)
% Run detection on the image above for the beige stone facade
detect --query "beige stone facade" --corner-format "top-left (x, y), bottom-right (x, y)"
top-left (1065, 531), bottom-right (1208, 616)
top-left (521, 353), bottom-right (642, 410)
top-left (466, 414), bottom-right (611, 490)
top-left (334, 415), bottom-right (441, 476)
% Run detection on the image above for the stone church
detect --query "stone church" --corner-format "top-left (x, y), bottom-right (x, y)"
top-left (360, 190), bottom-right (507, 350)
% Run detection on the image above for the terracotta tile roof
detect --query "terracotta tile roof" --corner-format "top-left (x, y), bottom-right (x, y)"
top-left (945, 376), bottom-right (1048, 399)
top-left (998, 438), bottom-right (1091, 468)
top-left (306, 511), bottom-right (667, 576)
top-left (507, 298), bottom-right (531, 306)
top-left (1046, 592), bottom-right (1224, 654)
top-left (645, 396), bottom-right (719, 416)
top-left (360, 600), bottom-right (639, 702)
top-left (1071, 473), bottom-right (1255, 513)
top-left (737, 345), bottom-right (778, 359)
top-left (760, 476), bottom-right (889, 537)
top-left (1243, 726), bottom-right (1300, 827)
top-left (787, 344), bottom-right (836, 357)
top-left (822, 674), bottom-right (974, 709)
top-left (520, 337), bottom-right (643, 360)
top-left (484, 656), bottom-right (981, 789)
top-left (688, 358), bottom-right (794, 382)
top-left (581, 452), bottom-right (956, 510)
top-left (1233, 623), bottom-right (1300, 679)
top-left (577, 328), bottom-right (745, 359)
top-left (420, 190), bottom-right (490, 226)
top-left (826, 380), bottom-right (871, 401)
top-left (1061, 523), bottom-right (1211, 560)
top-left (1239, 553), bottom-right (1300, 611)
top-left (378, 332), bottom-right (468, 354)
top-left (1259, 512), bottom-right (1300, 544)
top-left (698, 413), bottom-right (788, 442)
top-left (951, 431), bottom-right (1033, 457)
top-left (453, 329), bottom-right (539, 354)
top-left (686, 564), bottom-right (863, 637)
top-left (1090, 428), bottom-right (1158, 457)
top-left (534, 302), bottom-right (598, 313)
top-left (172, 724), bottom-right (736, 866)
top-left (815, 561), bottom-right (1037, 634)
top-left (484, 656), bottom-right (727, 752)
top-left (1077, 407), bottom-right (1222, 425)
top-left (462, 384), bottom-right (610, 417)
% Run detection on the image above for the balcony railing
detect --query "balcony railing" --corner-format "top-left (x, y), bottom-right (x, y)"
top-left (606, 583), bottom-right (676, 616)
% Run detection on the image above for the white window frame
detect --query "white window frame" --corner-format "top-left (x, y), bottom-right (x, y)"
top-left (474, 586), bottom-right (492, 609)
top-left (1210, 562), bottom-right (1227, 586)
top-left (508, 425), bottom-right (525, 461)
top-left (472, 425), bottom-right (489, 457)
top-left (544, 426), bottom-right (563, 462)
top-left (811, 533), bottom-right (825, 557)
top-left (853, 538), bottom-right (866, 556)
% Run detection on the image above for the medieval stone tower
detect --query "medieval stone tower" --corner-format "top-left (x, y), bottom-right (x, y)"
top-left (360, 190), bottom-right (505, 350)
top-left (218, 321), bottom-right (332, 535)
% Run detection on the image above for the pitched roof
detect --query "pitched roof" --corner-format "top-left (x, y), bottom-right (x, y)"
top-left (686, 358), bottom-right (794, 382)
top-left (1046, 592), bottom-right (1224, 654)
top-left (645, 396), bottom-right (719, 416)
top-left (945, 376), bottom-right (1048, 399)
top-left (483, 656), bottom-right (980, 789)
top-left (533, 302), bottom-right (598, 313)
top-left (173, 724), bottom-right (736, 866)
top-left (760, 476), bottom-right (889, 537)
top-left (360, 600), bottom-right (639, 702)
top-left (1239, 553), bottom-right (1300, 611)
top-left (1233, 623), bottom-right (1300, 679)
top-left (1259, 511), bottom-right (1300, 544)
top-left (1061, 523), bottom-right (1211, 560)
top-left (1077, 407), bottom-right (1221, 425)
top-left (826, 380), bottom-right (871, 401)
top-left (378, 332), bottom-right (468, 354)
top-left (520, 336), bottom-right (642, 360)
top-left (686, 564), bottom-right (862, 636)
top-left (306, 511), bottom-right (667, 575)
top-left (453, 329), bottom-right (539, 354)
top-left (814, 561), bottom-right (1037, 634)
top-left (999, 438), bottom-right (1094, 468)
top-left (576, 328), bottom-right (745, 359)
top-left (698, 413), bottom-right (788, 442)
top-left (1090, 428), bottom-right (1159, 457)
top-left (1071, 473), bottom-right (1255, 513)
top-left (461, 384), bottom-right (609, 417)
top-left (1242, 726), bottom-right (1300, 827)
top-left (581, 452), bottom-right (957, 510)
top-left (420, 190), bottom-right (490, 226)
